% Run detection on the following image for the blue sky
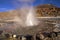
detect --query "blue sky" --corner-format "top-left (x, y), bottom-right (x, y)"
top-left (0, 0), bottom-right (60, 12)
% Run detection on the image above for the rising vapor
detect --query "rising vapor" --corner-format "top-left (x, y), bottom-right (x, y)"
top-left (12, 0), bottom-right (39, 27)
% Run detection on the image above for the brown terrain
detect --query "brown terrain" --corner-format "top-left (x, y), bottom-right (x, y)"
top-left (35, 4), bottom-right (60, 17)
top-left (0, 10), bottom-right (17, 19)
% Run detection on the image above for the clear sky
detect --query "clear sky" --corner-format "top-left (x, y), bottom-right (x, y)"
top-left (0, 0), bottom-right (60, 12)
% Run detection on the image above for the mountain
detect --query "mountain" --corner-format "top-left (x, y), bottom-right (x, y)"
top-left (35, 4), bottom-right (60, 17)
top-left (0, 10), bottom-right (17, 20)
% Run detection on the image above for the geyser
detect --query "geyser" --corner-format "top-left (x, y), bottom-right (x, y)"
top-left (13, 0), bottom-right (39, 27)
top-left (25, 8), bottom-right (38, 26)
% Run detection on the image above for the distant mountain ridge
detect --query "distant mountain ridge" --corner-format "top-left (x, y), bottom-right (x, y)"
top-left (35, 4), bottom-right (60, 17)
top-left (36, 4), bottom-right (58, 8)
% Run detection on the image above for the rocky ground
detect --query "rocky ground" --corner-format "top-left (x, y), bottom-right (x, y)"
top-left (0, 17), bottom-right (60, 40)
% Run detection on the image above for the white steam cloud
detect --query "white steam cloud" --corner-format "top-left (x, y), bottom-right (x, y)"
top-left (13, 0), bottom-right (39, 27)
